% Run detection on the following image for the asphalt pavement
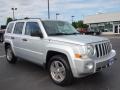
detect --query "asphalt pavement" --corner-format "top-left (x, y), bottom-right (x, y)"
top-left (0, 37), bottom-right (120, 90)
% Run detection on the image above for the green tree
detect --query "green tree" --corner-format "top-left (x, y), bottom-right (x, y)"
top-left (77, 21), bottom-right (84, 28)
top-left (6, 17), bottom-right (13, 25)
top-left (72, 20), bottom-right (88, 28)
top-left (72, 22), bottom-right (77, 28)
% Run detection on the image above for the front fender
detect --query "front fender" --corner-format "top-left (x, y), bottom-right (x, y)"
top-left (45, 43), bottom-right (79, 77)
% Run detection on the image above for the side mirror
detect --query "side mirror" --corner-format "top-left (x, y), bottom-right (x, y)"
top-left (31, 31), bottom-right (43, 38)
top-left (38, 33), bottom-right (43, 38)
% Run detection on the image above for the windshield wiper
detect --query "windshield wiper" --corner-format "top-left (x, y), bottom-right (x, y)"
top-left (68, 32), bottom-right (80, 35)
top-left (49, 33), bottom-right (68, 36)
top-left (49, 32), bottom-right (80, 36)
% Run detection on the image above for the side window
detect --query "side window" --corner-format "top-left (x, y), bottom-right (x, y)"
top-left (7, 23), bottom-right (14, 33)
top-left (13, 22), bottom-right (24, 34)
top-left (25, 22), bottom-right (42, 37)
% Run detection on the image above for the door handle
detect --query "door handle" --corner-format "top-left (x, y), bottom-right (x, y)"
top-left (11, 37), bottom-right (15, 39)
top-left (22, 38), bottom-right (28, 41)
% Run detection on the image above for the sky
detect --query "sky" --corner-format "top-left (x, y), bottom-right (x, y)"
top-left (0, 0), bottom-right (120, 25)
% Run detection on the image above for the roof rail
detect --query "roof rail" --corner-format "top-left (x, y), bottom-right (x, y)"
top-left (13, 18), bottom-right (41, 21)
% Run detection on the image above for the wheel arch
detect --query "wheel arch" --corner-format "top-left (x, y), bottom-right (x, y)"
top-left (4, 42), bottom-right (15, 55)
top-left (45, 50), bottom-right (70, 70)
top-left (4, 42), bottom-right (11, 51)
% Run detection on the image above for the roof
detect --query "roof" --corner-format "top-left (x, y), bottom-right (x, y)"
top-left (84, 12), bottom-right (120, 24)
top-left (11, 18), bottom-right (65, 22)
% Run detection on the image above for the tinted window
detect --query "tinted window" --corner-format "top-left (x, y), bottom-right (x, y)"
top-left (25, 22), bottom-right (41, 36)
top-left (7, 23), bottom-right (14, 33)
top-left (13, 22), bottom-right (24, 34)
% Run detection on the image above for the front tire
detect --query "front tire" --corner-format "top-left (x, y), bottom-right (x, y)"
top-left (5, 46), bottom-right (17, 64)
top-left (48, 55), bottom-right (73, 86)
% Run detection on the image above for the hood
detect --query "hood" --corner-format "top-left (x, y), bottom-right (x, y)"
top-left (48, 35), bottom-right (109, 45)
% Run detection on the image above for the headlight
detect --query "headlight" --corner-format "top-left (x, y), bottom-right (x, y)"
top-left (73, 44), bottom-right (94, 59)
top-left (86, 45), bottom-right (94, 56)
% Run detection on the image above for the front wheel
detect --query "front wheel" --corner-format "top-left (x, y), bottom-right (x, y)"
top-left (5, 46), bottom-right (17, 64)
top-left (48, 55), bottom-right (73, 86)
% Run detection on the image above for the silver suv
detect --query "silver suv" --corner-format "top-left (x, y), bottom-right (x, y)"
top-left (4, 18), bottom-right (116, 86)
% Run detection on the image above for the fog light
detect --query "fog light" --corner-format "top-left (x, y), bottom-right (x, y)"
top-left (86, 63), bottom-right (94, 70)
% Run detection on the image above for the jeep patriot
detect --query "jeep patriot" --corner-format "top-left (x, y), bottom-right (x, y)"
top-left (4, 18), bottom-right (116, 86)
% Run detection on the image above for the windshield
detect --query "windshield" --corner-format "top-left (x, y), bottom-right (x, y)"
top-left (42, 21), bottom-right (79, 36)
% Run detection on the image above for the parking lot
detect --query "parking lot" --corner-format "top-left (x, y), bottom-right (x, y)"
top-left (0, 36), bottom-right (120, 90)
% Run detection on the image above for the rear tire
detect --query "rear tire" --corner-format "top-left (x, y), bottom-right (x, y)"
top-left (5, 45), bottom-right (17, 64)
top-left (48, 55), bottom-right (73, 86)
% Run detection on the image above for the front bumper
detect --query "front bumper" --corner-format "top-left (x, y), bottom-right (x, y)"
top-left (72, 50), bottom-right (116, 78)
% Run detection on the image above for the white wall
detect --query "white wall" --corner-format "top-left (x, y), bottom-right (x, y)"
top-left (84, 12), bottom-right (120, 24)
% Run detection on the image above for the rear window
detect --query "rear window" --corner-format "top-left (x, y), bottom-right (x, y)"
top-left (7, 23), bottom-right (14, 33)
top-left (13, 22), bottom-right (24, 34)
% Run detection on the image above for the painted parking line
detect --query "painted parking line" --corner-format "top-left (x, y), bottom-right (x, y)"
top-left (0, 55), bottom-right (6, 58)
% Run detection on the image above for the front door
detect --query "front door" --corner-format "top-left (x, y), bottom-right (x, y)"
top-left (20, 22), bottom-right (45, 65)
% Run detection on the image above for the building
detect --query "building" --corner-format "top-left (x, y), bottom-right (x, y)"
top-left (84, 12), bottom-right (120, 34)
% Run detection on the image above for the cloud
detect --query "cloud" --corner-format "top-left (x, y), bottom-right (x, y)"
top-left (62, 0), bottom-right (120, 10)
top-left (0, 0), bottom-right (120, 25)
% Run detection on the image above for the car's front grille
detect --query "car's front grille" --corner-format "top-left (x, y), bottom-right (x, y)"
top-left (95, 42), bottom-right (111, 58)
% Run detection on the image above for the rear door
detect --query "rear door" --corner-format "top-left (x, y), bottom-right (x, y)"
top-left (12, 22), bottom-right (25, 57)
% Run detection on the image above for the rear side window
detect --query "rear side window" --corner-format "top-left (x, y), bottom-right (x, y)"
top-left (7, 23), bottom-right (14, 33)
top-left (13, 22), bottom-right (24, 34)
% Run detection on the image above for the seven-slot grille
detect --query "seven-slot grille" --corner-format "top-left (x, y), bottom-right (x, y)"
top-left (95, 42), bottom-right (111, 58)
